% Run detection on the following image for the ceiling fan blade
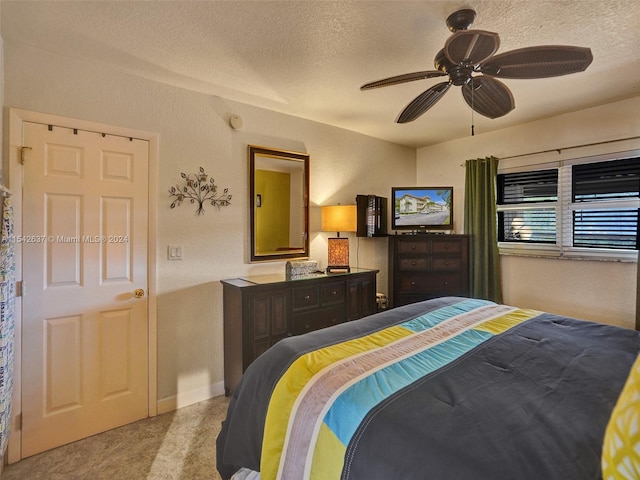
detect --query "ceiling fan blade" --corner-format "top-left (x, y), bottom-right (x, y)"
top-left (479, 46), bottom-right (593, 78)
top-left (462, 76), bottom-right (514, 119)
top-left (397, 82), bottom-right (451, 123)
top-left (360, 71), bottom-right (446, 90)
top-left (444, 30), bottom-right (500, 65)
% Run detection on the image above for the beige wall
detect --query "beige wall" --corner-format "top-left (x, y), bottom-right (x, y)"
top-left (417, 96), bottom-right (640, 330)
top-left (4, 34), bottom-right (637, 411)
top-left (2, 42), bottom-right (415, 407)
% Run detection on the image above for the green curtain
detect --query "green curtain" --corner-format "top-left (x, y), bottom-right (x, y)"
top-left (464, 156), bottom-right (502, 302)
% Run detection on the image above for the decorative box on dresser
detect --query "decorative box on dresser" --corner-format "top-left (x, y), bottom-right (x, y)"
top-left (221, 268), bottom-right (378, 395)
top-left (389, 234), bottom-right (469, 307)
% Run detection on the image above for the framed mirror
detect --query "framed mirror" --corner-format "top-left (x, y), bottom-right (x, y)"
top-left (249, 145), bottom-right (309, 262)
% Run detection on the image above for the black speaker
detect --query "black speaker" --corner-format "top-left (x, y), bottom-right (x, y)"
top-left (356, 195), bottom-right (387, 237)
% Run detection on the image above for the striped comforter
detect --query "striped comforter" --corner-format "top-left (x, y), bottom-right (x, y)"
top-left (217, 297), bottom-right (639, 480)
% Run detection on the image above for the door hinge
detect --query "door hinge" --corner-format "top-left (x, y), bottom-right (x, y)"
top-left (15, 280), bottom-right (23, 297)
top-left (20, 146), bottom-right (32, 165)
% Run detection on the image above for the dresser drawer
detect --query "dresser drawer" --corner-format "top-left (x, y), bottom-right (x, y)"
top-left (321, 281), bottom-right (345, 306)
top-left (397, 240), bottom-right (429, 254)
top-left (222, 269), bottom-right (378, 396)
top-left (424, 274), bottom-right (463, 292)
top-left (398, 273), bottom-right (430, 292)
top-left (398, 273), bottom-right (462, 293)
top-left (293, 306), bottom-right (345, 334)
top-left (432, 257), bottom-right (462, 272)
top-left (432, 239), bottom-right (463, 255)
top-left (320, 282), bottom-right (344, 305)
top-left (389, 234), bottom-right (468, 310)
top-left (292, 285), bottom-right (319, 310)
top-left (398, 257), bottom-right (429, 271)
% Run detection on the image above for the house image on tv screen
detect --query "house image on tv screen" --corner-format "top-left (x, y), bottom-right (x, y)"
top-left (393, 187), bottom-right (453, 228)
top-left (399, 193), bottom-right (447, 215)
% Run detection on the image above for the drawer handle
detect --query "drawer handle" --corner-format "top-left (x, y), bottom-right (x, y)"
top-left (443, 281), bottom-right (448, 286)
top-left (411, 281), bottom-right (416, 286)
top-left (331, 290), bottom-right (337, 295)
top-left (304, 323), bottom-right (311, 330)
top-left (331, 318), bottom-right (337, 323)
top-left (411, 261), bottom-right (417, 266)
top-left (411, 245), bottom-right (416, 250)
top-left (304, 295), bottom-right (310, 300)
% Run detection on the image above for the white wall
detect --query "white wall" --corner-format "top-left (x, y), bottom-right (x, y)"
top-left (417, 96), bottom-right (640, 330)
top-left (2, 42), bottom-right (415, 406)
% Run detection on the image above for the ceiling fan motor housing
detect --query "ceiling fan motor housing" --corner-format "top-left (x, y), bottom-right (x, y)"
top-left (434, 49), bottom-right (472, 86)
top-left (450, 67), bottom-right (473, 86)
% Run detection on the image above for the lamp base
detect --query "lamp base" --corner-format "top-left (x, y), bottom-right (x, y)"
top-left (327, 237), bottom-right (350, 274)
top-left (326, 266), bottom-right (351, 274)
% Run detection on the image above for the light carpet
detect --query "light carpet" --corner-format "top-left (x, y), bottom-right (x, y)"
top-left (1, 395), bottom-right (231, 480)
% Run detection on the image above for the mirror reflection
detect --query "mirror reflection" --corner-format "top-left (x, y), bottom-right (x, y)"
top-left (249, 145), bottom-right (309, 262)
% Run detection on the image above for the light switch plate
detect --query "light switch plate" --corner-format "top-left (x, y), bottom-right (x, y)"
top-left (168, 245), bottom-right (183, 260)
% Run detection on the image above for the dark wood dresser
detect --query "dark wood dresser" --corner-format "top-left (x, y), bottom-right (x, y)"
top-left (221, 268), bottom-right (378, 395)
top-left (389, 234), bottom-right (469, 307)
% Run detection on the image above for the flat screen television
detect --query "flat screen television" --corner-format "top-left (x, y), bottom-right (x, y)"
top-left (391, 187), bottom-right (453, 231)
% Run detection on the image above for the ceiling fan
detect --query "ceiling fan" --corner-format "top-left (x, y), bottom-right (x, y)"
top-left (361, 9), bottom-right (593, 123)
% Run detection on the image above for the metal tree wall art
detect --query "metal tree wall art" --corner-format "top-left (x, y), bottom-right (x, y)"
top-left (169, 167), bottom-right (232, 216)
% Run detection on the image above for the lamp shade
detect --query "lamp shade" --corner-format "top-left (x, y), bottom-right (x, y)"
top-left (321, 205), bottom-right (357, 233)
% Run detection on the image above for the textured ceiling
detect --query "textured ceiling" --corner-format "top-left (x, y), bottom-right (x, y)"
top-left (2, 0), bottom-right (639, 148)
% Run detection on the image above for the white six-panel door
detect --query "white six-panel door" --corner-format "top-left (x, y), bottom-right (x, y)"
top-left (21, 121), bottom-right (149, 457)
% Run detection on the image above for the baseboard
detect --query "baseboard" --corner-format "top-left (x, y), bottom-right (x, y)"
top-left (156, 381), bottom-right (225, 415)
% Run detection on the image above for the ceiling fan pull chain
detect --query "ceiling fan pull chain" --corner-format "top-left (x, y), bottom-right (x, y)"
top-left (471, 77), bottom-right (475, 136)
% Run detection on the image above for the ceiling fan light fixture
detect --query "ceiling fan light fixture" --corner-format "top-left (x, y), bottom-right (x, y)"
top-left (449, 66), bottom-right (473, 86)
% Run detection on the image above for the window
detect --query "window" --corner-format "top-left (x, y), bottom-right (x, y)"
top-left (497, 170), bottom-right (558, 244)
top-left (497, 153), bottom-right (639, 260)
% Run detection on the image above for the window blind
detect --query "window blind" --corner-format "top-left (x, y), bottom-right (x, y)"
top-left (498, 169), bottom-right (558, 204)
top-left (573, 209), bottom-right (638, 249)
top-left (498, 209), bottom-right (556, 243)
top-left (569, 157), bottom-right (639, 250)
top-left (573, 157), bottom-right (640, 201)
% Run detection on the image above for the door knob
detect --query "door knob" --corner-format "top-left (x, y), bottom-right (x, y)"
top-left (134, 288), bottom-right (145, 298)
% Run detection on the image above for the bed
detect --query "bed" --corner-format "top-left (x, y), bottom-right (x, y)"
top-left (216, 296), bottom-right (639, 480)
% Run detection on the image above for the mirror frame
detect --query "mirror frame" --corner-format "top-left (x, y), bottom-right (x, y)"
top-left (249, 145), bottom-right (310, 262)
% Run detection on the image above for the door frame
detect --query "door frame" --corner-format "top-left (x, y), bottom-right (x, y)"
top-left (5, 108), bottom-right (159, 462)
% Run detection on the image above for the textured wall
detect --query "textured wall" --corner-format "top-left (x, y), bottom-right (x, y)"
top-left (3, 42), bottom-right (415, 405)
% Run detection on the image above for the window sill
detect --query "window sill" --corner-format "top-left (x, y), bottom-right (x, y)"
top-left (498, 248), bottom-right (637, 263)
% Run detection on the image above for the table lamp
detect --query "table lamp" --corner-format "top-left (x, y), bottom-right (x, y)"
top-left (321, 205), bottom-right (357, 273)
